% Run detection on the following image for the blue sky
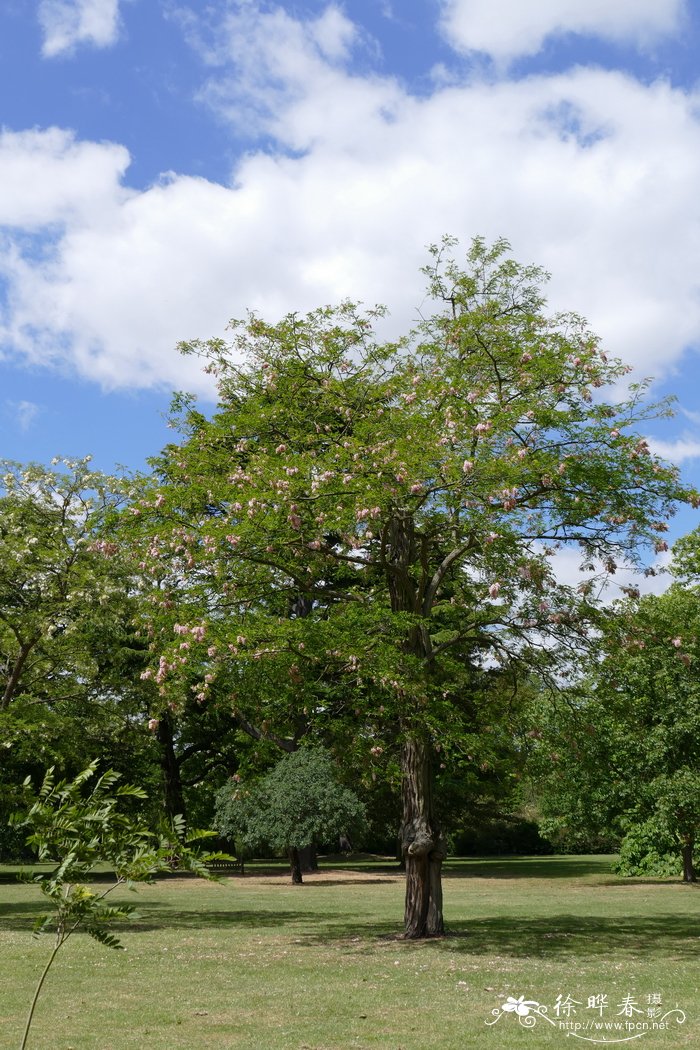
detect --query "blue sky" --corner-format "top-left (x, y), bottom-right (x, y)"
top-left (2, 0), bottom-right (700, 568)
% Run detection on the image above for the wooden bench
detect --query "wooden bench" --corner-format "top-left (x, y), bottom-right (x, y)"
top-left (206, 857), bottom-right (245, 876)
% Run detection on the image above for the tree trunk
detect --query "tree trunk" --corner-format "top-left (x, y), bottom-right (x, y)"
top-left (385, 513), bottom-right (446, 936)
top-left (289, 847), bottom-right (303, 884)
top-left (681, 837), bottom-right (696, 882)
top-left (298, 844), bottom-right (318, 872)
top-left (401, 735), bottom-right (446, 938)
top-left (156, 712), bottom-right (186, 823)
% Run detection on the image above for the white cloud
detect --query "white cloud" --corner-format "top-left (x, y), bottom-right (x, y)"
top-left (647, 436), bottom-right (700, 464)
top-left (6, 400), bottom-right (41, 432)
top-left (38, 0), bottom-right (122, 57)
top-left (439, 0), bottom-right (686, 63)
top-left (547, 546), bottom-right (673, 601)
top-left (2, 4), bottom-right (700, 400)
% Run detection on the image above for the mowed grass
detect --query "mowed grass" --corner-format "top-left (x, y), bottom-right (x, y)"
top-left (1, 855), bottom-right (698, 1050)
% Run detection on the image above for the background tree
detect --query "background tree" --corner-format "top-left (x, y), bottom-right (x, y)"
top-left (214, 747), bottom-right (365, 883)
top-left (0, 459), bottom-right (164, 851)
top-left (130, 237), bottom-right (692, 936)
top-left (527, 586), bottom-right (700, 881)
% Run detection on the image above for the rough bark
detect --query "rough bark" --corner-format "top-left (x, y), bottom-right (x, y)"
top-left (298, 844), bottom-right (318, 872)
top-left (385, 512), bottom-right (447, 936)
top-left (681, 837), bottom-right (696, 883)
top-left (289, 847), bottom-right (303, 884)
top-left (156, 712), bottom-right (187, 823)
top-left (401, 735), bottom-right (446, 938)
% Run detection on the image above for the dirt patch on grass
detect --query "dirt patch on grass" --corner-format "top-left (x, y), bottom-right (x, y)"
top-left (244, 868), bottom-right (405, 886)
top-left (154, 867), bottom-right (404, 889)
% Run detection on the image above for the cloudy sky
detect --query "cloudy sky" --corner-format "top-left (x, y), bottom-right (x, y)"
top-left (2, 0), bottom-right (700, 548)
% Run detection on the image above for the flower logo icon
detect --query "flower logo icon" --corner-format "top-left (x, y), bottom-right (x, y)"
top-left (501, 995), bottom-right (540, 1017)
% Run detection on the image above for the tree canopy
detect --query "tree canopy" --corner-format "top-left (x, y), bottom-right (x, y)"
top-left (88, 238), bottom-right (700, 933)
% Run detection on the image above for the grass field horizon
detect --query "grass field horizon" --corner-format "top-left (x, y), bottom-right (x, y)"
top-left (1, 854), bottom-right (697, 1049)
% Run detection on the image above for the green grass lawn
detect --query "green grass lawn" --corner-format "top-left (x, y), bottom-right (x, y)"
top-left (1, 855), bottom-right (698, 1049)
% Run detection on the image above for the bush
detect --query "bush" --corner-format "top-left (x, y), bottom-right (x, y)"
top-left (613, 820), bottom-right (694, 878)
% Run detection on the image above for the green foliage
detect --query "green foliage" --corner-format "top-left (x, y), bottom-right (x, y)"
top-left (0, 458), bottom-right (163, 849)
top-left (527, 585), bottom-right (700, 875)
top-left (214, 747), bottom-right (366, 855)
top-left (128, 235), bottom-right (693, 759)
top-left (613, 818), bottom-right (692, 878)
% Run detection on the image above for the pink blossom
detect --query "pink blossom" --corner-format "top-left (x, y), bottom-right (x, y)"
top-left (173, 623), bottom-right (189, 635)
top-left (672, 637), bottom-right (682, 648)
top-left (462, 460), bottom-right (474, 473)
top-left (474, 422), bottom-right (491, 435)
top-left (140, 669), bottom-right (153, 681)
top-left (225, 534), bottom-right (241, 546)
top-left (236, 635), bottom-right (247, 645)
top-left (155, 494), bottom-right (166, 508)
top-left (190, 625), bottom-right (206, 642)
top-left (148, 718), bottom-right (159, 732)
top-left (489, 582), bottom-right (501, 599)
top-left (308, 539), bottom-right (322, 550)
top-left (609, 429), bottom-right (620, 439)
top-left (403, 392), bottom-right (417, 404)
top-left (466, 390), bottom-right (478, 403)
top-left (410, 483), bottom-right (423, 495)
top-left (288, 513), bottom-right (302, 529)
top-left (520, 352), bottom-right (532, 363)
top-left (275, 444), bottom-right (287, 454)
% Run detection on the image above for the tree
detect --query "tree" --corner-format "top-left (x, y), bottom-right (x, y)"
top-left (214, 747), bottom-right (365, 883)
top-left (0, 459), bottom-right (168, 847)
top-left (131, 237), bottom-right (692, 935)
top-left (527, 586), bottom-right (700, 881)
top-left (0, 458), bottom-right (131, 713)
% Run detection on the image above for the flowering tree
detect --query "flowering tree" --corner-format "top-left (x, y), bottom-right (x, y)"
top-left (0, 458), bottom-right (131, 714)
top-left (0, 460), bottom-right (166, 846)
top-left (131, 237), bottom-right (692, 936)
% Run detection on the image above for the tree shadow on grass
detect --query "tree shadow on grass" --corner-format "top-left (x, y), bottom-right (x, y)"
top-left (443, 858), bottom-right (614, 880)
top-left (298, 913), bottom-right (700, 960)
top-left (0, 899), bottom-right (349, 934)
top-left (2, 899), bottom-right (696, 960)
